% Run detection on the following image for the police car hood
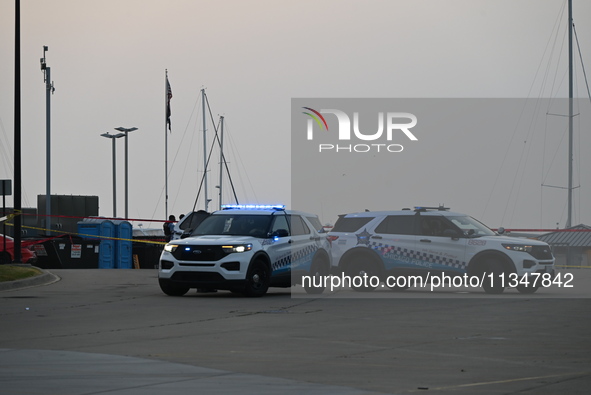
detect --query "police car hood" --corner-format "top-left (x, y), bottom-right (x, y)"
top-left (175, 235), bottom-right (258, 245)
top-left (478, 235), bottom-right (549, 245)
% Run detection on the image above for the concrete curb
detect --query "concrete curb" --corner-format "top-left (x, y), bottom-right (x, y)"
top-left (0, 265), bottom-right (60, 292)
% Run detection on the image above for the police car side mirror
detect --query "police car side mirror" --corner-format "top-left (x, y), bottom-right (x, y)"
top-left (180, 230), bottom-right (192, 239)
top-left (443, 229), bottom-right (460, 240)
top-left (497, 227), bottom-right (505, 235)
top-left (269, 229), bottom-right (289, 238)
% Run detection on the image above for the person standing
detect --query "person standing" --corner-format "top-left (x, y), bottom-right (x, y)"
top-left (163, 215), bottom-right (176, 242)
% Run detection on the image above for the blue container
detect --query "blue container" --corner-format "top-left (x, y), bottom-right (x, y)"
top-left (78, 219), bottom-right (116, 269)
top-left (114, 220), bottom-right (133, 269)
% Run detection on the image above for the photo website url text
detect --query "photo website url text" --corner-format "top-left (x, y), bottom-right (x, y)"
top-left (302, 272), bottom-right (572, 292)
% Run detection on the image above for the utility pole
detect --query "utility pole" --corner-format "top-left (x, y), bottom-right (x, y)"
top-left (40, 46), bottom-right (55, 235)
top-left (13, 0), bottom-right (22, 263)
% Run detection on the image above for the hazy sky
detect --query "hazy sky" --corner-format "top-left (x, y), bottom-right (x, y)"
top-left (0, 0), bottom-right (590, 229)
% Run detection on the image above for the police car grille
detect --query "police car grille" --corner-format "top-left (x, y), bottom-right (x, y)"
top-left (172, 246), bottom-right (225, 261)
top-left (529, 246), bottom-right (553, 260)
top-left (171, 271), bottom-right (225, 282)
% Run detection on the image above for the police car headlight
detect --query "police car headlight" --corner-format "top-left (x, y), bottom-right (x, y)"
top-left (222, 244), bottom-right (253, 253)
top-left (164, 244), bottom-right (179, 253)
top-left (502, 244), bottom-right (533, 253)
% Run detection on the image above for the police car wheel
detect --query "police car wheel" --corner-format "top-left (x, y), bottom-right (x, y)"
top-left (387, 279), bottom-right (410, 292)
top-left (481, 259), bottom-right (505, 295)
top-left (304, 257), bottom-right (329, 295)
top-left (348, 259), bottom-right (379, 292)
top-left (159, 279), bottom-right (190, 297)
top-left (243, 259), bottom-right (270, 297)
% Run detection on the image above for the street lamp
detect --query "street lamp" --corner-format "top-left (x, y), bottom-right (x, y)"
top-left (100, 132), bottom-right (125, 217)
top-left (40, 45), bottom-right (55, 236)
top-left (114, 127), bottom-right (138, 220)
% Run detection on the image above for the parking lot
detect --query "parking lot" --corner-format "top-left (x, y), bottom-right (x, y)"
top-left (1, 268), bottom-right (590, 394)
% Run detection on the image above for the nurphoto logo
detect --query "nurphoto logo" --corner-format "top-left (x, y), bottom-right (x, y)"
top-left (302, 107), bottom-right (418, 153)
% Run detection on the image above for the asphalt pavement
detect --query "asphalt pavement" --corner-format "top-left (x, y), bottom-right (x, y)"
top-left (0, 268), bottom-right (590, 394)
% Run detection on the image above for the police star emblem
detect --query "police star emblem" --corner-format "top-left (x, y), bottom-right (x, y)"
top-left (355, 228), bottom-right (372, 246)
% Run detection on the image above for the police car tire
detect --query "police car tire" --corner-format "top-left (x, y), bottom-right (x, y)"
top-left (159, 279), bottom-right (190, 297)
top-left (304, 255), bottom-right (329, 295)
top-left (348, 259), bottom-right (379, 292)
top-left (243, 258), bottom-right (270, 297)
top-left (482, 259), bottom-right (505, 295)
top-left (387, 279), bottom-right (410, 292)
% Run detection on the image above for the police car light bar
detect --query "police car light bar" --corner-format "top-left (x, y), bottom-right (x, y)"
top-left (221, 204), bottom-right (286, 210)
top-left (414, 205), bottom-right (450, 212)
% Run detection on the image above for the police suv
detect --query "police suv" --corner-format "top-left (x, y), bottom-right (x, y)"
top-left (328, 206), bottom-right (555, 294)
top-left (158, 205), bottom-right (331, 297)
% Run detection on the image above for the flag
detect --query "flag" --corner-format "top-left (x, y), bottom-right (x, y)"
top-left (166, 75), bottom-right (173, 132)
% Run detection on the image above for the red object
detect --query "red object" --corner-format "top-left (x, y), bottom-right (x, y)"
top-left (326, 235), bottom-right (340, 246)
top-left (0, 234), bottom-right (36, 264)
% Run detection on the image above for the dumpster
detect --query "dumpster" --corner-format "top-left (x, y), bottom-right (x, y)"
top-left (133, 237), bottom-right (164, 269)
top-left (35, 236), bottom-right (100, 269)
top-left (132, 227), bottom-right (165, 269)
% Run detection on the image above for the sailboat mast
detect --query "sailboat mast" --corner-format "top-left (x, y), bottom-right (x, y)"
top-left (201, 88), bottom-right (209, 212)
top-left (566, 0), bottom-right (573, 228)
top-left (218, 116), bottom-right (224, 210)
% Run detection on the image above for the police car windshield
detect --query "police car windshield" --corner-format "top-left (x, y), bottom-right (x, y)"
top-left (192, 214), bottom-right (272, 238)
top-left (447, 216), bottom-right (495, 237)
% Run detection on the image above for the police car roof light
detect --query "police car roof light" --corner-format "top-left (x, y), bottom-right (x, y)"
top-left (221, 204), bottom-right (286, 210)
top-left (414, 205), bottom-right (450, 212)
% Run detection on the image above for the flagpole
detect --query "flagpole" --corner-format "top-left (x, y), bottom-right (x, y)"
top-left (165, 70), bottom-right (169, 219)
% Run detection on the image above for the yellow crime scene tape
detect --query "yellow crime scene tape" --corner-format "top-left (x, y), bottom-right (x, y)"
top-left (0, 213), bottom-right (17, 224)
top-left (4, 213), bottom-right (591, 268)
top-left (3, 220), bottom-right (167, 246)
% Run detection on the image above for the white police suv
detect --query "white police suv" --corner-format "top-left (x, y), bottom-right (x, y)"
top-left (328, 206), bottom-right (555, 294)
top-left (158, 205), bottom-right (331, 297)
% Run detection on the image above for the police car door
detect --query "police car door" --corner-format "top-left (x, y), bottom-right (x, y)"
top-left (416, 215), bottom-right (468, 276)
top-left (266, 214), bottom-right (292, 286)
top-left (370, 214), bottom-right (418, 277)
top-left (287, 215), bottom-right (316, 275)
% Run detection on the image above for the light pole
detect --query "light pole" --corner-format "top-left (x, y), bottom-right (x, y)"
top-left (114, 126), bottom-right (138, 220)
top-left (100, 132), bottom-right (125, 217)
top-left (40, 46), bottom-right (54, 235)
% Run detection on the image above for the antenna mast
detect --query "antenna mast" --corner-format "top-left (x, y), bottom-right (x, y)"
top-left (566, 0), bottom-right (574, 228)
top-left (201, 88), bottom-right (210, 211)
